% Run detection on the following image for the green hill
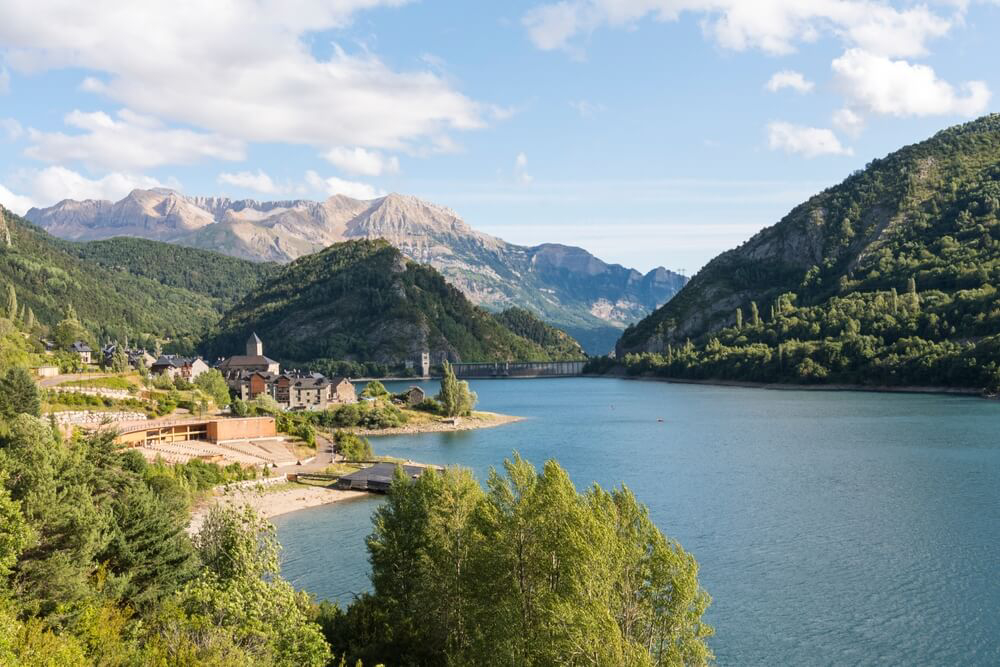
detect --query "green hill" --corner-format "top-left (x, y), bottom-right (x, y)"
top-left (66, 236), bottom-right (277, 309)
top-left (614, 115), bottom-right (1000, 391)
top-left (200, 239), bottom-right (583, 365)
top-left (493, 307), bottom-right (586, 360)
top-left (0, 206), bottom-right (234, 350)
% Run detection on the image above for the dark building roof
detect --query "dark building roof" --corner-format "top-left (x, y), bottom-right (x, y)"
top-left (217, 354), bottom-right (278, 369)
top-left (152, 354), bottom-right (201, 368)
top-left (335, 463), bottom-right (429, 493)
top-left (71, 341), bottom-right (92, 352)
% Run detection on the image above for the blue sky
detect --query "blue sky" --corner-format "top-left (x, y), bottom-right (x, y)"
top-left (1, 1), bottom-right (998, 273)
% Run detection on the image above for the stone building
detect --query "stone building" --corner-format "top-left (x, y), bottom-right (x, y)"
top-left (151, 355), bottom-right (210, 380)
top-left (217, 333), bottom-right (281, 388)
top-left (70, 341), bottom-right (92, 364)
top-left (239, 370), bottom-right (356, 411)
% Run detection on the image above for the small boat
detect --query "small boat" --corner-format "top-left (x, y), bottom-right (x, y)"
top-left (657, 418), bottom-right (664, 423)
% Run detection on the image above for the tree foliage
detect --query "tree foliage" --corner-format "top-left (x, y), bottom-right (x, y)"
top-left (195, 368), bottom-right (232, 406)
top-left (324, 456), bottom-right (713, 666)
top-left (437, 360), bottom-right (477, 417)
top-left (0, 358), bottom-right (333, 665)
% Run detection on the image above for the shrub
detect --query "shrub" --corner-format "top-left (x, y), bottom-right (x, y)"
top-left (334, 431), bottom-right (373, 461)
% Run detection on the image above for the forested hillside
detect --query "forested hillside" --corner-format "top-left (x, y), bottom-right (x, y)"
top-left (613, 115), bottom-right (1000, 391)
top-left (67, 236), bottom-right (278, 308)
top-left (0, 207), bottom-right (228, 351)
top-left (492, 307), bottom-right (586, 360)
top-left (201, 239), bottom-right (584, 365)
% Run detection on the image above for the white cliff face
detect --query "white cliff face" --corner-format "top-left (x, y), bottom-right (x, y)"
top-left (25, 188), bottom-right (687, 353)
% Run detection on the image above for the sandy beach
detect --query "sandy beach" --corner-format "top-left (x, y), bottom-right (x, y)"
top-left (350, 411), bottom-right (524, 437)
top-left (189, 481), bottom-right (368, 533)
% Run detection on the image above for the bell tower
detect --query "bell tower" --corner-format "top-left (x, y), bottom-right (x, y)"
top-left (247, 332), bottom-right (263, 357)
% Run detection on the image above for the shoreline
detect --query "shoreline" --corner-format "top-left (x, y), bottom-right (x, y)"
top-left (590, 373), bottom-right (991, 398)
top-left (349, 411), bottom-right (524, 437)
top-left (189, 482), bottom-right (369, 533)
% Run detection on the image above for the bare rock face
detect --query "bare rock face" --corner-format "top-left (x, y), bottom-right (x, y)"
top-left (25, 188), bottom-right (686, 353)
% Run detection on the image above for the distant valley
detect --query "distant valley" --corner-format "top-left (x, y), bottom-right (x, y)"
top-left (26, 189), bottom-right (686, 353)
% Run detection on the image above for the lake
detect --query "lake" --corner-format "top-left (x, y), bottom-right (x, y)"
top-left (273, 377), bottom-right (1000, 665)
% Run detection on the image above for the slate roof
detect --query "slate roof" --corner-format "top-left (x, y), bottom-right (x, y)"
top-left (335, 463), bottom-right (428, 493)
top-left (71, 341), bottom-right (92, 353)
top-left (152, 354), bottom-right (201, 368)
top-left (217, 354), bottom-right (278, 369)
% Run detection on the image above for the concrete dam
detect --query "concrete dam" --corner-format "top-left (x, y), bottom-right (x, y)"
top-left (450, 361), bottom-right (585, 378)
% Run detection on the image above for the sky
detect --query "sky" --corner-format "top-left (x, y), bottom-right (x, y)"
top-left (0, 1), bottom-right (998, 274)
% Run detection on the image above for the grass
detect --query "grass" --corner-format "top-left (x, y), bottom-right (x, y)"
top-left (59, 374), bottom-right (139, 391)
top-left (320, 463), bottom-right (364, 476)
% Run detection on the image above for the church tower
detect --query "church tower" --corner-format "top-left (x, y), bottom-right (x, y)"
top-left (247, 332), bottom-right (263, 357)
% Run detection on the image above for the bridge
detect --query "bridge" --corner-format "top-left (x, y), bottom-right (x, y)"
top-left (450, 360), bottom-right (585, 379)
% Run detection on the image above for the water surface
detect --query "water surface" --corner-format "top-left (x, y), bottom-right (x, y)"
top-left (274, 378), bottom-right (1000, 665)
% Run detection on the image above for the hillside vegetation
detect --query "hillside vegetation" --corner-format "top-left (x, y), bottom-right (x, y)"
top-left (614, 115), bottom-right (1000, 391)
top-left (67, 236), bottom-right (278, 308)
top-left (0, 208), bottom-right (228, 351)
top-left (492, 307), bottom-right (586, 360)
top-left (201, 239), bottom-right (585, 365)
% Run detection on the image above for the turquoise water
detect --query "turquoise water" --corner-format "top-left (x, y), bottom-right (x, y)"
top-left (273, 378), bottom-right (1000, 665)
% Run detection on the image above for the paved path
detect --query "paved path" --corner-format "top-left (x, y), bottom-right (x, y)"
top-left (273, 432), bottom-right (338, 476)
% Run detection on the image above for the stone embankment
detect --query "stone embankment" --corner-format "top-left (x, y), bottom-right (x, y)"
top-left (51, 410), bottom-right (148, 426)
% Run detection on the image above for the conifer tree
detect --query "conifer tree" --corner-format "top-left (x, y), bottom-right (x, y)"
top-left (6, 284), bottom-right (17, 321)
top-left (906, 276), bottom-right (920, 309)
top-left (436, 361), bottom-right (477, 417)
top-left (750, 301), bottom-right (760, 327)
top-left (735, 307), bottom-right (743, 330)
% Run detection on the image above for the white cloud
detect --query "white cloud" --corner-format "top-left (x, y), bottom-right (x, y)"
top-left (767, 121), bottom-right (852, 158)
top-left (10, 166), bottom-right (169, 208)
top-left (0, 183), bottom-right (36, 215)
top-left (322, 147), bottom-right (400, 176)
top-left (765, 70), bottom-right (814, 94)
top-left (569, 99), bottom-right (606, 118)
top-left (523, 1), bottom-right (951, 58)
top-left (832, 49), bottom-right (991, 117)
top-left (1, 118), bottom-right (24, 140)
top-left (0, 67), bottom-right (9, 94)
top-left (25, 109), bottom-right (245, 170)
top-left (218, 170), bottom-right (278, 195)
top-left (304, 170), bottom-right (382, 199)
top-left (514, 152), bottom-right (533, 185)
top-left (831, 107), bottom-right (865, 138)
top-left (0, 2), bottom-right (484, 153)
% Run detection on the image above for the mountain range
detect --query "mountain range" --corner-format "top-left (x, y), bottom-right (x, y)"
top-left (0, 207), bottom-right (587, 365)
top-left (26, 190), bottom-right (686, 353)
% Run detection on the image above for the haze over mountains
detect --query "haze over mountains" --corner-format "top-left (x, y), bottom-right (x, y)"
top-left (26, 189), bottom-right (686, 353)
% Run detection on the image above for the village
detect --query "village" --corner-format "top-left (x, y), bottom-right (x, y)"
top-left (31, 331), bottom-right (514, 517)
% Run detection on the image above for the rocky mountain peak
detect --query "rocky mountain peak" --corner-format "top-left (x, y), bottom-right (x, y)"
top-left (24, 188), bottom-right (687, 353)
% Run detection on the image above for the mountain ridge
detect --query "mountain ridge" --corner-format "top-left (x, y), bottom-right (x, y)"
top-left (200, 239), bottom-right (588, 366)
top-left (27, 189), bottom-right (686, 353)
top-left (613, 114), bottom-right (1000, 391)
